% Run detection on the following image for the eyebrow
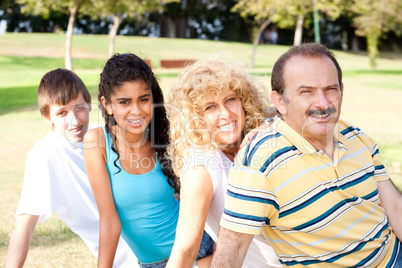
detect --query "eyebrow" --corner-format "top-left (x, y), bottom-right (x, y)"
top-left (203, 101), bottom-right (215, 107)
top-left (74, 102), bottom-right (88, 107)
top-left (139, 93), bottom-right (151, 98)
top-left (116, 93), bottom-right (151, 101)
top-left (297, 83), bottom-right (340, 90)
top-left (55, 102), bottom-right (86, 112)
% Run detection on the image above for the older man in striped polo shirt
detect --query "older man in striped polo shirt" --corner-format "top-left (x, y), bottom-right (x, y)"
top-left (211, 43), bottom-right (402, 267)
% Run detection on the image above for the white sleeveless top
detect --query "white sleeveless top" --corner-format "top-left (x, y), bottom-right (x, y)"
top-left (181, 149), bottom-right (281, 268)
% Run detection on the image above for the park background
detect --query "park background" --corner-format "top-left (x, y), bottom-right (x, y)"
top-left (1, 0), bottom-right (402, 266)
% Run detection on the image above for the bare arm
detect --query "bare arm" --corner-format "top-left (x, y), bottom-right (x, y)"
top-left (377, 179), bottom-right (402, 240)
top-left (166, 166), bottom-right (214, 268)
top-left (210, 227), bottom-right (254, 268)
top-left (84, 128), bottom-right (121, 268)
top-left (5, 214), bottom-right (39, 268)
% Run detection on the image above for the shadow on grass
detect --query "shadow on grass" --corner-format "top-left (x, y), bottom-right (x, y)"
top-left (0, 55), bottom-right (107, 71)
top-left (344, 70), bottom-right (402, 76)
top-left (0, 223), bottom-right (80, 252)
top-left (0, 85), bottom-right (99, 116)
top-left (341, 50), bottom-right (402, 60)
top-left (0, 85), bottom-right (38, 115)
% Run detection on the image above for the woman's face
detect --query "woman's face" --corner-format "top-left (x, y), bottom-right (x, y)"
top-left (201, 89), bottom-right (246, 147)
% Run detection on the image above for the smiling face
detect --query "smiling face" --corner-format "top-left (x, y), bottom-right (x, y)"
top-left (46, 93), bottom-right (90, 143)
top-left (102, 80), bottom-right (153, 141)
top-left (271, 55), bottom-right (343, 148)
top-left (201, 89), bottom-right (246, 147)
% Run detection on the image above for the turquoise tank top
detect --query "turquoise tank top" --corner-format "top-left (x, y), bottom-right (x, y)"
top-left (103, 127), bottom-right (179, 263)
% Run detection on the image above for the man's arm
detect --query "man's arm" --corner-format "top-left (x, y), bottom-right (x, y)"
top-left (5, 214), bottom-right (39, 268)
top-left (210, 227), bottom-right (254, 268)
top-left (377, 179), bottom-right (402, 240)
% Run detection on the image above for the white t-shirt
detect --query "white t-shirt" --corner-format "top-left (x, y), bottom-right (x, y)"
top-left (16, 125), bottom-right (138, 267)
top-left (182, 149), bottom-right (281, 268)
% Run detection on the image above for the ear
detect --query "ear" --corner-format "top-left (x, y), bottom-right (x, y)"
top-left (340, 82), bottom-right (344, 96)
top-left (42, 114), bottom-right (54, 128)
top-left (270, 91), bottom-right (287, 115)
top-left (101, 96), bottom-right (113, 115)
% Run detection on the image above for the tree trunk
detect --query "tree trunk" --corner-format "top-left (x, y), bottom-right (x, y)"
top-left (109, 14), bottom-right (121, 58)
top-left (166, 17), bottom-right (176, 38)
top-left (367, 32), bottom-right (378, 69)
top-left (293, 14), bottom-right (305, 46)
top-left (65, 3), bottom-right (78, 70)
top-left (250, 18), bottom-right (271, 68)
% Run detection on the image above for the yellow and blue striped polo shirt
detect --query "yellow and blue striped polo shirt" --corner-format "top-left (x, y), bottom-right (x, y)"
top-left (221, 117), bottom-right (398, 267)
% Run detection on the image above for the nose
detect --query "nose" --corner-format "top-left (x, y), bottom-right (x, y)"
top-left (218, 105), bottom-right (230, 118)
top-left (313, 89), bottom-right (331, 109)
top-left (129, 103), bottom-right (141, 115)
top-left (70, 111), bottom-right (80, 126)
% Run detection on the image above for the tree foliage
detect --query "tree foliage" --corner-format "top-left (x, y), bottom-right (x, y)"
top-left (87, 0), bottom-right (178, 57)
top-left (350, 0), bottom-right (402, 67)
top-left (17, 0), bottom-right (92, 69)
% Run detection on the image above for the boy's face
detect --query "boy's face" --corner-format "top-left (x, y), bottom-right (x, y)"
top-left (45, 93), bottom-right (91, 143)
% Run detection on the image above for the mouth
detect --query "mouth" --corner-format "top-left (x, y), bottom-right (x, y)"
top-left (311, 113), bottom-right (330, 119)
top-left (217, 121), bottom-right (236, 131)
top-left (70, 125), bottom-right (83, 133)
top-left (307, 106), bottom-right (336, 121)
top-left (127, 118), bottom-right (145, 127)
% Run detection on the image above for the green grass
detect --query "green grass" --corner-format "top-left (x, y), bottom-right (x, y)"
top-left (0, 33), bottom-right (401, 266)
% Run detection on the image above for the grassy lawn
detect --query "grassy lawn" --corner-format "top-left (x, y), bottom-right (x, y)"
top-left (0, 33), bottom-right (401, 267)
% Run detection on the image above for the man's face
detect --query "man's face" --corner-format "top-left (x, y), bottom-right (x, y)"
top-left (46, 93), bottom-right (90, 143)
top-left (271, 56), bottom-right (343, 146)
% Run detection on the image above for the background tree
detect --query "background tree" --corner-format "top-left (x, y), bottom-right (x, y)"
top-left (90, 0), bottom-right (179, 58)
top-left (232, 0), bottom-right (344, 67)
top-left (350, 0), bottom-right (402, 68)
top-left (159, 0), bottom-right (251, 41)
top-left (232, 0), bottom-right (276, 67)
top-left (17, 0), bottom-right (91, 70)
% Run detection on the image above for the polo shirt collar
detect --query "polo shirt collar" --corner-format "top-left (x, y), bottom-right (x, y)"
top-left (272, 116), bottom-right (349, 157)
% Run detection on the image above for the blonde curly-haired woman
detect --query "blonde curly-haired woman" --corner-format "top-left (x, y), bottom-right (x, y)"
top-left (166, 58), bottom-right (281, 268)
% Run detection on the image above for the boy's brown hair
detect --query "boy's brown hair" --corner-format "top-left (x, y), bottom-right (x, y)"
top-left (38, 68), bottom-right (91, 118)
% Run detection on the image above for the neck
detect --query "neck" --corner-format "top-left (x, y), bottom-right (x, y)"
top-left (115, 128), bottom-right (149, 153)
top-left (306, 136), bottom-right (335, 160)
top-left (222, 144), bottom-right (239, 161)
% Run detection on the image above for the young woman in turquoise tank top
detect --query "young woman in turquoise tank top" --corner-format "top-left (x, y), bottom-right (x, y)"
top-left (84, 54), bottom-right (214, 268)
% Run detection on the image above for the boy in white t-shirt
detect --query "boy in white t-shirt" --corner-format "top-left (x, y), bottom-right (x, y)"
top-left (5, 68), bottom-right (138, 267)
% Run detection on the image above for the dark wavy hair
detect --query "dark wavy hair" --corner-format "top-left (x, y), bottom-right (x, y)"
top-left (98, 53), bottom-right (179, 192)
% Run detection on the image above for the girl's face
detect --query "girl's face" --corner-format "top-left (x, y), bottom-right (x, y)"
top-left (201, 89), bottom-right (245, 147)
top-left (102, 80), bottom-right (153, 140)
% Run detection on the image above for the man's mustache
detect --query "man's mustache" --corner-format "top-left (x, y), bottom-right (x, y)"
top-left (306, 106), bottom-right (336, 116)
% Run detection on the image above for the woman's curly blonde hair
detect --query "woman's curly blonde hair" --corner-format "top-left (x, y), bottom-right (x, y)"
top-left (166, 57), bottom-right (276, 177)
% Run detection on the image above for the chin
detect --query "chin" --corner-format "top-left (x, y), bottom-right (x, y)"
top-left (217, 136), bottom-right (240, 147)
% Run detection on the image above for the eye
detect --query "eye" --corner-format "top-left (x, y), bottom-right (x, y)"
top-left (205, 104), bottom-right (216, 111)
top-left (75, 105), bottom-right (85, 111)
top-left (225, 97), bottom-right (236, 103)
top-left (140, 97), bottom-right (150, 102)
top-left (119, 100), bottom-right (129, 105)
top-left (57, 111), bottom-right (67, 117)
top-left (301, 90), bottom-right (311, 94)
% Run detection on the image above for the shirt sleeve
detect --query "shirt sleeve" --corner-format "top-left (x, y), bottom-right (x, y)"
top-left (358, 131), bottom-right (390, 182)
top-left (16, 145), bottom-right (62, 223)
top-left (220, 149), bottom-right (278, 235)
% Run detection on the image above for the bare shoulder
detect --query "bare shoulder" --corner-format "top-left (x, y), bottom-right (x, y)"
top-left (84, 127), bottom-right (106, 149)
top-left (181, 165), bottom-right (211, 183)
